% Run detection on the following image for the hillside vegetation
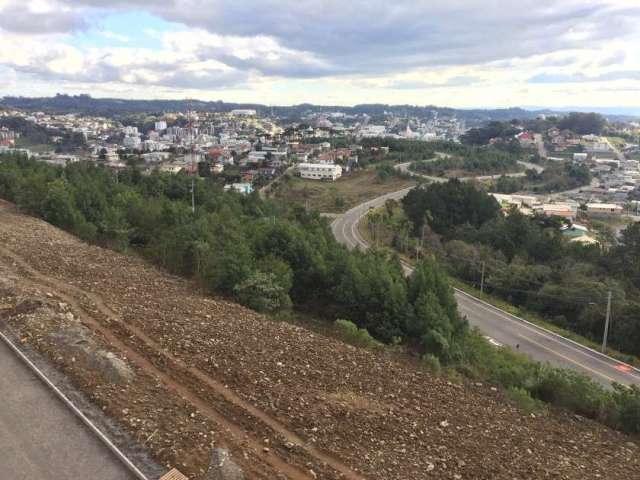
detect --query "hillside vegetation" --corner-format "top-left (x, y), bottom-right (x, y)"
top-left (0, 154), bottom-right (459, 357)
top-left (401, 180), bottom-right (640, 359)
top-left (1, 196), bottom-right (640, 480)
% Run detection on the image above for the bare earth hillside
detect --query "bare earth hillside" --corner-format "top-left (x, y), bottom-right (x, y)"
top-left (0, 199), bottom-right (638, 480)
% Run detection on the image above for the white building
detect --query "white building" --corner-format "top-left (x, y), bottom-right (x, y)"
top-left (224, 182), bottom-right (254, 194)
top-left (0, 146), bottom-right (32, 158)
top-left (247, 150), bottom-right (268, 163)
top-left (573, 153), bottom-right (588, 162)
top-left (230, 109), bottom-right (257, 117)
top-left (587, 142), bottom-right (611, 153)
top-left (142, 152), bottom-right (171, 163)
top-left (123, 135), bottom-right (141, 149)
top-left (155, 121), bottom-right (167, 131)
top-left (298, 163), bottom-right (342, 181)
top-left (105, 150), bottom-right (119, 163)
top-left (534, 203), bottom-right (578, 220)
top-left (491, 193), bottom-right (539, 209)
top-left (586, 203), bottom-right (623, 216)
top-left (359, 125), bottom-right (387, 137)
top-left (42, 154), bottom-right (79, 166)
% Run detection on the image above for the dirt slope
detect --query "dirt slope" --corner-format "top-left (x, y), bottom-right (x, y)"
top-left (0, 200), bottom-right (639, 480)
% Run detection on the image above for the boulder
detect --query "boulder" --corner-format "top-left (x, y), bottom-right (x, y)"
top-left (206, 448), bottom-right (245, 480)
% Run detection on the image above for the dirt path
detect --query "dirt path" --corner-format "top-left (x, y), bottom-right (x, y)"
top-left (0, 243), bottom-right (368, 480)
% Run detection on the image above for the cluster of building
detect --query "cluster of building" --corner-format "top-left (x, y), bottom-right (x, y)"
top-left (300, 109), bottom-right (465, 142)
top-left (491, 192), bottom-right (625, 245)
top-left (357, 115), bottom-right (464, 141)
top-left (0, 105), bottom-right (375, 195)
top-left (0, 126), bottom-right (18, 146)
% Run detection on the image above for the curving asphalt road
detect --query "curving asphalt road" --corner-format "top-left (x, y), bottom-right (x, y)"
top-left (331, 188), bottom-right (640, 388)
top-left (395, 159), bottom-right (544, 183)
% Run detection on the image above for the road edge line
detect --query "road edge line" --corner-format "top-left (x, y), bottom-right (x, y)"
top-left (0, 329), bottom-right (151, 480)
top-left (453, 288), bottom-right (640, 376)
top-left (334, 187), bottom-right (640, 377)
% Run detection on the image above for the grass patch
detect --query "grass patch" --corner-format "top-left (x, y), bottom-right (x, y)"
top-left (14, 137), bottom-right (54, 153)
top-left (270, 168), bottom-right (415, 214)
top-left (421, 353), bottom-right (442, 375)
top-left (334, 319), bottom-right (384, 349)
top-left (506, 387), bottom-right (546, 415)
top-left (606, 136), bottom-right (628, 148)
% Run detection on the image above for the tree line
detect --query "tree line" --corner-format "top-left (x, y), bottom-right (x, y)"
top-left (3, 153), bottom-right (640, 433)
top-left (402, 179), bottom-right (640, 357)
top-left (492, 162), bottom-right (592, 194)
top-left (0, 153), bottom-right (465, 360)
top-left (461, 112), bottom-right (607, 147)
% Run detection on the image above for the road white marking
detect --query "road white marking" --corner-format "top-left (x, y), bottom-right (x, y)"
top-left (457, 291), bottom-right (640, 381)
top-left (483, 336), bottom-right (503, 348)
top-left (333, 191), bottom-right (640, 386)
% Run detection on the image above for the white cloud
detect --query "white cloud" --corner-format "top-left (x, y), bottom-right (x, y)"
top-left (97, 31), bottom-right (130, 43)
top-left (0, 0), bottom-right (638, 106)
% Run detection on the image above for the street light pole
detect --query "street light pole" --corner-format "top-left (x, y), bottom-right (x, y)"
top-left (191, 177), bottom-right (195, 214)
top-left (602, 290), bottom-right (612, 353)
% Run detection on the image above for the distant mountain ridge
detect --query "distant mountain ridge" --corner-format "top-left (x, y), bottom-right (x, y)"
top-left (1, 94), bottom-right (637, 123)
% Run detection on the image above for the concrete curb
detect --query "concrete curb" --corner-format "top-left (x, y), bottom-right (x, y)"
top-left (0, 329), bottom-right (151, 480)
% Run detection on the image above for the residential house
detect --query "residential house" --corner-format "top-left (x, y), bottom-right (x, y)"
top-left (298, 163), bottom-right (342, 181)
top-left (224, 182), bottom-right (254, 194)
top-left (586, 203), bottom-right (623, 216)
top-left (516, 131), bottom-right (535, 147)
top-left (534, 203), bottom-right (577, 220)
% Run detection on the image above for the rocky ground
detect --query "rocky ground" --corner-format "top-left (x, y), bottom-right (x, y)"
top-left (1, 199), bottom-right (639, 480)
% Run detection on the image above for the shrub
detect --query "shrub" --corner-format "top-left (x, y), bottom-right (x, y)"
top-left (506, 387), bottom-right (545, 415)
top-left (421, 353), bottom-right (441, 375)
top-left (532, 367), bottom-right (608, 419)
top-left (608, 384), bottom-right (640, 433)
top-left (233, 271), bottom-right (292, 313)
top-left (334, 319), bottom-right (382, 349)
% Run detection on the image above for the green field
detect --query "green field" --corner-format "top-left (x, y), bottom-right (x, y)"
top-left (270, 169), bottom-right (416, 213)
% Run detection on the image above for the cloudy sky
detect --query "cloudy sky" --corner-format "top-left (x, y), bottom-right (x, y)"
top-left (0, 0), bottom-right (639, 108)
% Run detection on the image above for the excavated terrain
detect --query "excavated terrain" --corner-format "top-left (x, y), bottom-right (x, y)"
top-left (1, 199), bottom-right (639, 480)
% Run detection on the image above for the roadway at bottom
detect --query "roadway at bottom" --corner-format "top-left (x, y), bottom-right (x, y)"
top-left (456, 291), bottom-right (640, 387)
top-left (332, 189), bottom-right (640, 389)
top-left (0, 339), bottom-right (135, 480)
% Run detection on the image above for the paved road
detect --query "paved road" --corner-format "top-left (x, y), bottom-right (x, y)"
top-left (331, 189), bottom-right (640, 388)
top-left (395, 159), bottom-right (543, 183)
top-left (604, 137), bottom-right (626, 162)
top-left (534, 133), bottom-right (547, 159)
top-left (0, 339), bottom-right (135, 480)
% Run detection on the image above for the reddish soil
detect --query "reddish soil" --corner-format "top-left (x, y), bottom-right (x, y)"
top-left (1, 199), bottom-right (639, 480)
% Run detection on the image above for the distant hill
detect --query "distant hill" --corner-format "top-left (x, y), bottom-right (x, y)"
top-left (1, 94), bottom-right (636, 124)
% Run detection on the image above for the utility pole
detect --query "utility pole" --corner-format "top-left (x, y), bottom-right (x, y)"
top-left (191, 178), bottom-right (195, 214)
top-left (601, 290), bottom-right (612, 352)
top-left (480, 262), bottom-right (486, 294)
top-left (188, 99), bottom-right (196, 214)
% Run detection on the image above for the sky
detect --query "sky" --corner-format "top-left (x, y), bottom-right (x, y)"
top-left (0, 0), bottom-right (639, 109)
